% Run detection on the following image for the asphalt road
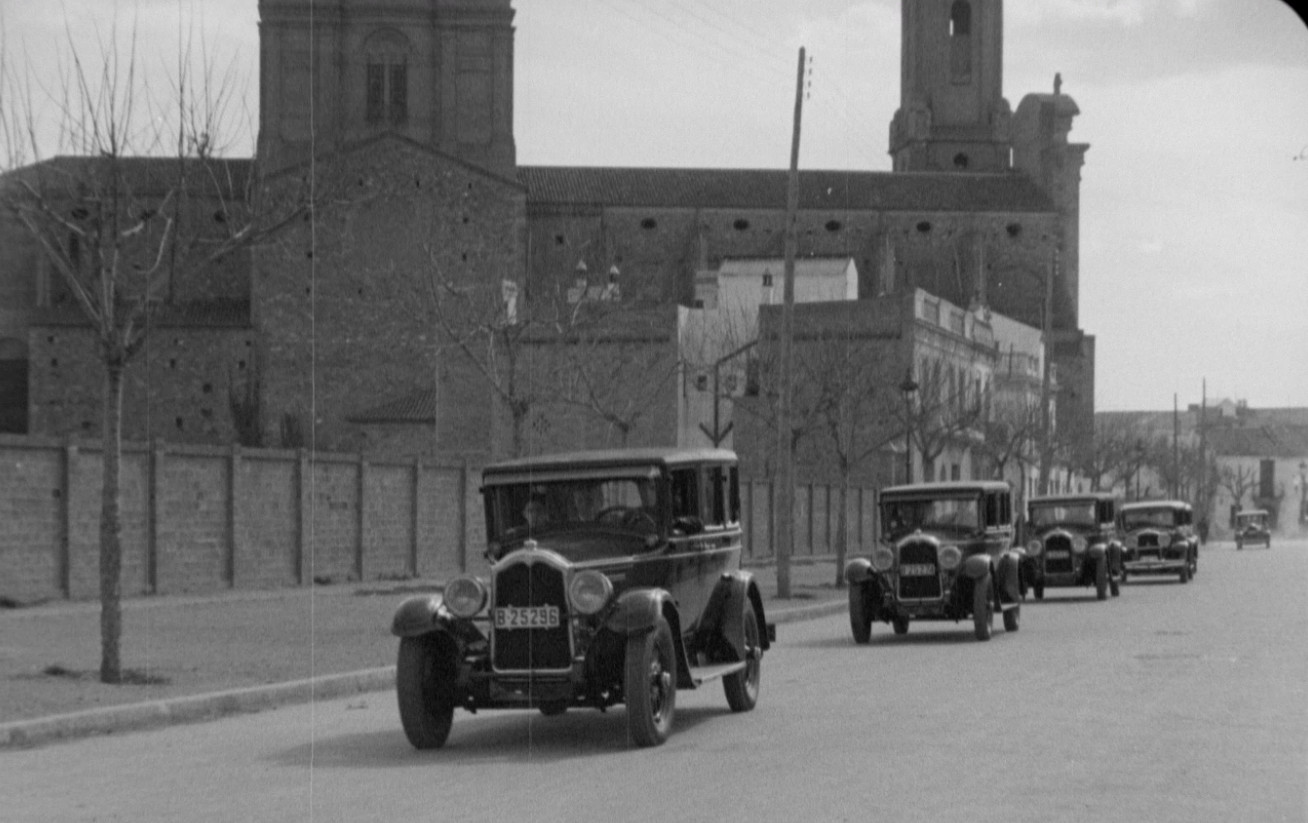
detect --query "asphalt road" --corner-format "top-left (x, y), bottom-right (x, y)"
top-left (4, 538), bottom-right (1306, 823)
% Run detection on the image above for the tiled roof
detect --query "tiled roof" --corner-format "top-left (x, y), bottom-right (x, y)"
top-left (518, 166), bottom-right (1055, 213)
top-left (348, 389), bottom-right (436, 424)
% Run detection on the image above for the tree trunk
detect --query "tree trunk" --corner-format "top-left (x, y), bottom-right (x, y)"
top-left (834, 472), bottom-right (850, 587)
top-left (99, 359), bottom-right (125, 684)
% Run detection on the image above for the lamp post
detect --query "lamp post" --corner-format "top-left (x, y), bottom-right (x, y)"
top-left (900, 369), bottom-right (919, 484)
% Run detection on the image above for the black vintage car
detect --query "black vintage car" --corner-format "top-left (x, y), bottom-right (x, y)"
top-left (1119, 500), bottom-right (1200, 584)
top-left (1023, 493), bottom-right (1123, 600)
top-left (390, 448), bottom-right (771, 749)
top-left (1234, 509), bottom-right (1272, 550)
top-left (846, 481), bottom-right (1023, 642)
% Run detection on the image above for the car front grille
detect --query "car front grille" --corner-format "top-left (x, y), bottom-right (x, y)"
top-left (897, 540), bottom-right (941, 599)
top-left (1044, 534), bottom-right (1074, 574)
top-left (492, 560), bottom-right (572, 672)
top-left (1137, 533), bottom-right (1160, 549)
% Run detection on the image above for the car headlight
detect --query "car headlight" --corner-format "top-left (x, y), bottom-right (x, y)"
top-left (568, 569), bottom-right (614, 615)
top-left (444, 576), bottom-right (487, 618)
top-left (1072, 536), bottom-right (1088, 554)
top-left (1160, 533), bottom-right (1174, 548)
top-left (939, 545), bottom-right (962, 570)
top-left (1026, 539), bottom-right (1043, 556)
top-left (1124, 534), bottom-right (1137, 549)
top-left (871, 547), bottom-right (894, 573)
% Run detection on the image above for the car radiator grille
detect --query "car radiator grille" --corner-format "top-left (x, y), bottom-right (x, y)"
top-left (492, 561), bottom-right (571, 671)
top-left (1137, 533), bottom-right (1160, 548)
top-left (1044, 534), bottom-right (1074, 574)
top-left (898, 541), bottom-right (941, 599)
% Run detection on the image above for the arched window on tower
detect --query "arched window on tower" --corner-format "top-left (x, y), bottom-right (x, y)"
top-left (949, 1), bottom-right (972, 82)
top-left (364, 29), bottom-right (410, 126)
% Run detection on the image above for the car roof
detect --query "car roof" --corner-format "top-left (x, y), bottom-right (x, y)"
top-left (483, 447), bottom-right (738, 477)
top-left (1120, 499), bottom-right (1192, 511)
top-left (880, 480), bottom-right (1012, 497)
top-left (1029, 492), bottom-right (1118, 505)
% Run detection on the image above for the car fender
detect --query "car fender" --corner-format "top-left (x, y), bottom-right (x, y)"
top-left (962, 554), bottom-right (992, 581)
top-left (995, 551), bottom-right (1022, 603)
top-left (391, 594), bottom-right (453, 638)
top-left (712, 571), bottom-right (771, 657)
top-left (845, 557), bottom-right (874, 584)
top-left (605, 588), bottom-right (680, 637)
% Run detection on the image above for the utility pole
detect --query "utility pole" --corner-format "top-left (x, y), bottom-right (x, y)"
top-left (1037, 249), bottom-right (1055, 495)
top-left (774, 46), bottom-right (805, 599)
top-left (1172, 393), bottom-right (1179, 499)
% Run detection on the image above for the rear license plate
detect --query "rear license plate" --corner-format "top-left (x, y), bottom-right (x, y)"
top-left (494, 606), bottom-right (561, 629)
top-left (900, 563), bottom-right (936, 577)
top-left (1046, 550), bottom-right (1070, 559)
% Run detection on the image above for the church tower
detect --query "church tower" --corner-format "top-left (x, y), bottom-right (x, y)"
top-left (256, 0), bottom-right (516, 176)
top-left (889, 0), bottom-right (1011, 173)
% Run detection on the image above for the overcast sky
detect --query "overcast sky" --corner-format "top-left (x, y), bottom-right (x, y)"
top-left (3, 0), bottom-right (1306, 412)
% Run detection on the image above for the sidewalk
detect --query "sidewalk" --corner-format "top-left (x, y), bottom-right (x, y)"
top-left (0, 558), bottom-right (848, 748)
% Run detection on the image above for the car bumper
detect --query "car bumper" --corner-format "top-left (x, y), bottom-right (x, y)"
top-left (1122, 559), bottom-right (1186, 574)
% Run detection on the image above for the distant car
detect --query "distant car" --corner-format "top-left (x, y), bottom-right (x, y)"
top-left (1234, 509), bottom-right (1271, 550)
top-left (845, 481), bottom-right (1023, 642)
top-left (1023, 493), bottom-right (1123, 600)
top-left (1119, 500), bottom-right (1200, 584)
top-left (389, 448), bottom-right (772, 749)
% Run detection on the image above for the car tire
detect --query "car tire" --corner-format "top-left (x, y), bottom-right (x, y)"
top-left (1095, 559), bottom-right (1109, 601)
top-left (1003, 604), bottom-right (1020, 632)
top-left (1033, 582), bottom-right (1045, 601)
top-left (625, 617), bottom-right (676, 747)
top-left (1236, 540), bottom-right (1243, 551)
top-left (1178, 562), bottom-right (1190, 584)
top-left (396, 635), bottom-right (457, 750)
top-left (1110, 576), bottom-right (1121, 597)
top-left (723, 603), bottom-right (761, 713)
top-left (892, 616), bottom-right (910, 635)
top-left (973, 575), bottom-right (993, 641)
top-left (538, 701), bottom-right (568, 717)
top-left (849, 583), bottom-right (873, 644)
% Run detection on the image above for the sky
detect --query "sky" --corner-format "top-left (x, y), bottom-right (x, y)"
top-left (2, 0), bottom-right (1306, 413)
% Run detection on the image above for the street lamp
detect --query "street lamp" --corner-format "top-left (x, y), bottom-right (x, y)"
top-left (900, 369), bottom-right (919, 484)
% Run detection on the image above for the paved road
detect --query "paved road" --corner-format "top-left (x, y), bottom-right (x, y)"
top-left (4, 539), bottom-right (1306, 823)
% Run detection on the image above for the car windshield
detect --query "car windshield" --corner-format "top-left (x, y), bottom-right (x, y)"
top-left (1121, 508), bottom-right (1180, 530)
top-left (882, 497), bottom-right (980, 540)
top-left (1237, 513), bottom-right (1266, 526)
top-left (1029, 501), bottom-right (1097, 529)
top-left (486, 477), bottom-right (661, 545)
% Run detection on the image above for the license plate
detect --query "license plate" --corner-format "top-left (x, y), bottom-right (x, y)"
top-left (900, 563), bottom-right (936, 577)
top-left (494, 605), bottom-right (561, 629)
top-left (1046, 550), bottom-right (1070, 559)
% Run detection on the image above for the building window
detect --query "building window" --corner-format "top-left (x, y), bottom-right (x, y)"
top-left (949, 1), bottom-right (972, 81)
top-left (364, 30), bottom-right (411, 126)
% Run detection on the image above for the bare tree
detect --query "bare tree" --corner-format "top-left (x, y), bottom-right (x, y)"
top-left (898, 355), bottom-right (986, 483)
top-left (0, 21), bottom-right (308, 682)
top-left (978, 395), bottom-right (1043, 508)
top-left (1218, 463), bottom-right (1258, 515)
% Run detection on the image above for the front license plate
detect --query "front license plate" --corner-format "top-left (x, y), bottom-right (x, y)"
top-left (494, 606), bottom-right (561, 629)
top-left (900, 563), bottom-right (936, 577)
top-left (1046, 550), bottom-right (1070, 559)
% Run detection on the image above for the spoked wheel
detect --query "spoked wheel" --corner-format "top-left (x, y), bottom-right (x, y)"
top-left (849, 583), bottom-right (873, 644)
top-left (396, 636), bottom-right (457, 749)
top-left (625, 617), bottom-right (677, 747)
top-left (723, 603), bottom-right (762, 712)
top-left (973, 574), bottom-right (994, 641)
top-left (1095, 558), bottom-right (1109, 601)
top-left (892, 616), bottom-right (910, 636)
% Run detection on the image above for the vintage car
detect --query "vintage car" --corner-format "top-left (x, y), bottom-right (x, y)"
top-left (390, 448), bottom-right (772, 749)
top-left (1234, 509), bottom-right (1272, 550)
top-left (845, 481), bottom-right (1023, 642)
top-left (1119, 500), bottom-right (1200, 584)
top-left (1023, 493), bottom-right (1123, 600)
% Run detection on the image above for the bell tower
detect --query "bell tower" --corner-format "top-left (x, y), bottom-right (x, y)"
top-left (889, 0), bottom-right (1011, 173)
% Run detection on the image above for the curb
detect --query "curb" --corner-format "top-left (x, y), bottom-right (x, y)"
top-left (0, 600), bottom-right (846, 750)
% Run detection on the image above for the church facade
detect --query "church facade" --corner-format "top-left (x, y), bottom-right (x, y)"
top-left (0, 0), bottom-right (1095, 466)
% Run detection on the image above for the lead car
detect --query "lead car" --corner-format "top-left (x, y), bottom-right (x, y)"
top-left (845, 481), bottom-right (1023, 642)
top-left (390, 448), bottom-right (772, 749)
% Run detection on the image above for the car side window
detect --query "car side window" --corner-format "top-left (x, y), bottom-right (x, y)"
top-left (670, 469), bottom-right (701, 519)
top-left (707, 466), bottom-right (726, 527)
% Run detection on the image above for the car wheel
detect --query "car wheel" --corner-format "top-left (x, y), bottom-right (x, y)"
top-left (1178, 562), bottom-right (1191, 584)
top-left (1236, 540), bottom-right (1243, 550)
top-left (1095, 559), bottom-right (1109, 601)
top-left (625, 617), bottom-right (676, 747)
top-left (1003, 603), bottom-right (1020, 632)
top-left (1110, 576), bottom-right (1121, 597)
top-left (848, 583), bottom-right (873, 644)
top-left (973, 575), bottom-right (993, 642)
top-left (723, 603), bottom-right (762, 712)
top-left (1033, 581), bottom-right (1045, 601)
top-left (892, 616), bottom-right (910, 635)
top-left (396, 635), bottom-right (457, 750)
top-left (538, 701), bottom-right (568, 717)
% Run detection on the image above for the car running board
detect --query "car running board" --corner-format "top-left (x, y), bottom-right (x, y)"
top-left (686, 661), bottom-right (747, 687)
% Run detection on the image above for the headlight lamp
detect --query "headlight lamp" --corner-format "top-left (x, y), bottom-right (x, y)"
top-left (1026, 539), bottom-right (1043, 556)
top-left (871, 547), bottom-right (895, 573)
top-left (1072, 536), bottom-right (1088, 554)
top-left (568, 570), bottom-right (614, 615)
top-left (444, 576), bottom-right (487, 618)
top-left (939, 545), bottom-right (962, 570)
top-left (1160, 533), bottom-right (1174, 548)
